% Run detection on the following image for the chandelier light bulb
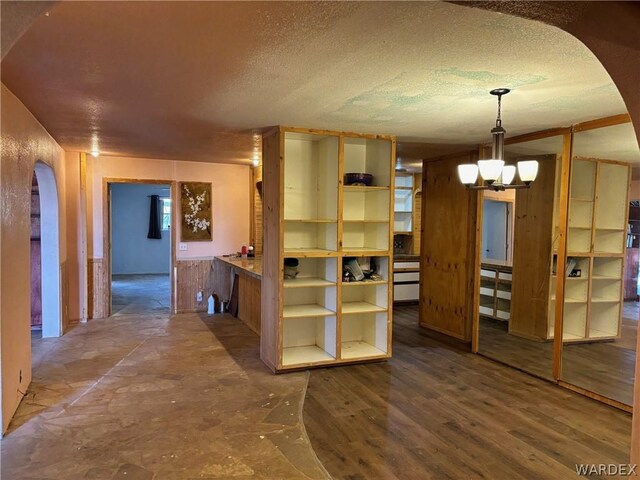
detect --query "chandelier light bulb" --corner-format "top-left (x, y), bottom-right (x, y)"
top-left (478, 159), bottom-right (504, 184)
top-left (457, 164), bottom-right (479, 185)
top-left (517, 160), bottom-right (539, 184)
top-left (501, 165), bottom-right (517, 185)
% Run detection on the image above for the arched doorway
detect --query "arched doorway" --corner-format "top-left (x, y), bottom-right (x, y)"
top-left (33, 161), bottom-right (62, 338)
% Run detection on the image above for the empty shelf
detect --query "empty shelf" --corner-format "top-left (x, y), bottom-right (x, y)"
top-left (284, 248), bottom-right (338, 257)
top-left (343, 185), bottom-right (389, 192)
top-left (283, 304), bottom-right (335, 318)
top-left (283, 278), bottom-right (336, 288)
top-left (342, 301), bottom-right (386, 314)
top-left (342, 280), bottom-right (387, 286)
top-left (589, 328), bottom-right (618, 339)
top-left (590, 298), bottom-right (620, 303)
top-left (341, 341), bottom-right (386, 360)
top-left (342, 248), bottom-right (390, 256)
top-left (283, 346), bottom-right (334, 366)
top-left (284, 218), bottom-right (336, 223)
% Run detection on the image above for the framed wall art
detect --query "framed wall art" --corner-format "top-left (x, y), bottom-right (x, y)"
top-left (180, 182), bottom-right (212, 241)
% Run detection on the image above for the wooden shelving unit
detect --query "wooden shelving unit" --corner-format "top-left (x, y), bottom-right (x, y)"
top-left (479, 262), bottom-right (512, 321)
top-left (511, 156), bottom-right (630, 343)
top-left (261, 126), bottom-right (395, 372)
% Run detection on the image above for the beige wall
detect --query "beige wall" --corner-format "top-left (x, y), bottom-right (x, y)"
top-left (86, 155), bottom-right (250, 260)
top-left (0, 83), bottom-right (67, 434)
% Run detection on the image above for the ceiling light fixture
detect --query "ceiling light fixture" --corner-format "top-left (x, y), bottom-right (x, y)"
top-left (91, 150), bottom-right (100, 158)
top-left (458, 88), bottom-right (538, 191)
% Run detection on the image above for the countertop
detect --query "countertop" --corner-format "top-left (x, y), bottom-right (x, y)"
top-left (481, 259), bottom-right (512, 269)
top-left (214, 256), bottom-right (262, 279)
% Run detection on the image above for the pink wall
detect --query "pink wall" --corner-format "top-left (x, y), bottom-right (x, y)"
top-left (0, 83), bottom-right (67, 434)
top-left (86, 155), bottom-right (250, 260)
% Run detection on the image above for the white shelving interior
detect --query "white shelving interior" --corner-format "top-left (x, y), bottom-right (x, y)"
top-left (284, 133), bottom-right (338, 222)
top-left (341, 312), bottom-right (388, 359)
top-left (568, 199), bottom-right (593, 229)
top-left (589, 303), bottom-right (620, 338)
top-left (591, 278), bottom-right (622, 302)
top-left (570, 159), bottom-right (596, 201)
top-left (343, 138), bottom-right (392, 187)
top-left (394, 175), bottom-right (414, 188)
top-left (594, 163), bottom-right (628, 230)
top-left (283, 286), bottom-right (337, 318)
top-left (593, 257), bottom-right (623, 278)
top-left (283, 132), bottom-right (338, 254)
top-left (284, 257), bottom-right (338, 288)
top-left (342, 222), bottom-right (389, 252)
top-left (343, 188), bottom-right (390, 222)
top-left (394, 212), bottom-right (412, 233)
top-left (284, 222), bottom-right (337, 253)
top-left (567, 229), bottom-right (591, 254)
top-left (594, 230), bottom-right (624, 254)
top-left (282, 316), bottom-right (336, 366)
top-left (562, 303), bottom-right (587, 340)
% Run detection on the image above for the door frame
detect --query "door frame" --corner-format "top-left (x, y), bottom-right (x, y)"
top-left (103, 178), bottom-right (177, 316)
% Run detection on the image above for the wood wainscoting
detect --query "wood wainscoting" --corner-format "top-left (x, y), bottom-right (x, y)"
top-left (175, 258), bottom-right (215, 313)
top-left (88, 258), bottom-right (109, 319)
top-left (419, 152), bottom-right (479, 342)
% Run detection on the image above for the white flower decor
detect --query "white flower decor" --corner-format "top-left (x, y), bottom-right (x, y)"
top-left (181, 183), bottom-right (212, 240)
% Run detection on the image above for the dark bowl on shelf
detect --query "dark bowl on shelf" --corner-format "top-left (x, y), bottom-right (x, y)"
top-left (344, 173), bottom-right (373, 186)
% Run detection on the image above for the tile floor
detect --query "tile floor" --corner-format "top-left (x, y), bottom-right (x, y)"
top-left (1, 312), bottom-right (328, 479)
top-left (111, 274), bottom-right (171, 316)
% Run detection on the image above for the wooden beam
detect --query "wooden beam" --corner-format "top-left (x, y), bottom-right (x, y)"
top-left (552, 133), bottom-right (573, 380)
top-left (573, 113), bottom-right (631, 132)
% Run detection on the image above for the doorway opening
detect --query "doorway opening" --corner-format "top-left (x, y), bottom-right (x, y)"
top-left (109, 182), bottom-right (172, 316)
top-left (481, 198), bottom-right (513, 264)
top-left (31, 162), bottom-right (62, 338)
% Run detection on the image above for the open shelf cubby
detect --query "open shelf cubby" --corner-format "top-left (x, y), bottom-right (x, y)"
top-left (394, 174), bottom-right (414, 188)
top-left (589, 302), bottom-right (621, 339)
top-left (343, 137), bottom-right (392, 187)
top-left (283, 285), bottom-right (337, 319)
top-left (568, 198), bottom-right (593, 229)
top-left (592, 257), bottom-right (623, 278)
top-left (284, 132), bottom-right (338, 222)
top-left (394, 211), bottom-right (412, 233)
top-left (562, 302), bottom-right (587, 341)
top-left (342, 222), bottom-right (389, 253)
top-left (343, 188), bottom-right (390, 222)
top-left (342, 284), bottom-right (388, 314)
top-left (567, 229), bottom-right (591, 253)
top-left (284, 257), bottom-right (338, 288)
top-left (593, 229), bottom-right (624, 254)
top-left (570, 159), bottom-right (596, 201)
top-left (282, 316), bottom-right (337, 366)
top-left (284, 221), bottom-right (337, 253)
top-left (594, 162), bottom-right (629, 230)
top-left (341, 312), bottom-right (388, 360)
top-left (394, 189), bottom-right (413, 213)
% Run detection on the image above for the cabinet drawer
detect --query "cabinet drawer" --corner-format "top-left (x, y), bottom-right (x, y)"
top-left (394, 261), bottom-right (420, 270)
top-left (394, 283), bottom-right (419, 301)
top-left (394, 272), bottom-right (420, 283)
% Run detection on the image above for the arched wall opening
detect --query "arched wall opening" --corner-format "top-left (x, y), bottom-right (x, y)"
top-left (33, 161), bottom-right (62, 338)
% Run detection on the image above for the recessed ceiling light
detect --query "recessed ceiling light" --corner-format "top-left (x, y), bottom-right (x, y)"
top-left (91, 150), bottom-right (100, 158)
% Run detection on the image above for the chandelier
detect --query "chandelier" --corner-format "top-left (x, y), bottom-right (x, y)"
top-left (458, 88), bottom-right (539, 191)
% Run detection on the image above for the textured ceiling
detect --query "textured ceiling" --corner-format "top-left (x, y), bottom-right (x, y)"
top-left (503, 123), bottom-right (640, 164)
top-left (1, 1), bottom-right (633, 165)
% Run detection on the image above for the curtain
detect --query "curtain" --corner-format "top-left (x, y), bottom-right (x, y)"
top-left (147, 195), bottom-right (162, 239)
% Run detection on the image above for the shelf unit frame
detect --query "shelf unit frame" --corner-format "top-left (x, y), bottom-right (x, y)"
top-left (261, 126), bottom-right (395, 372)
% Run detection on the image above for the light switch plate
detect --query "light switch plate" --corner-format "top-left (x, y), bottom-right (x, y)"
top-left (179, 243), bottom-right (188, 251)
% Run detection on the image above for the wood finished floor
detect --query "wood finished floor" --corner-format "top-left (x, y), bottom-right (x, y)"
top-left (303, 305), bottom-right (632, 480)
top-left (478, 301), bottom-right (638, 406)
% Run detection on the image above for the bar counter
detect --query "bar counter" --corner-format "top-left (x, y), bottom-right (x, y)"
top-left (212, 256), bottom-right (262, 335)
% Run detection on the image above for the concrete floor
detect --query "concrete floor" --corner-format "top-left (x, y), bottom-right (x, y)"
top-left (111, 274), bottom-right (170, 316)
top-left (1, 312), bottom-right (328, 479)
